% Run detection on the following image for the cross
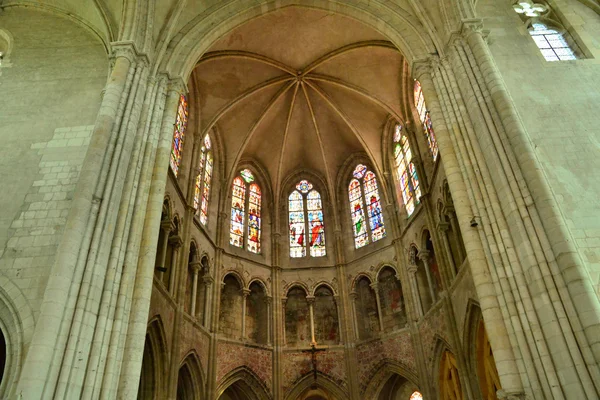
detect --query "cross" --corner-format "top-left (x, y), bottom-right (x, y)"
top-left (512, 0), bottom-right (547, 17)
top-left (302, 343), bottom-right (327, 385)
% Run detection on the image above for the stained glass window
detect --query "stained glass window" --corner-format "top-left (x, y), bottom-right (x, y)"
top-left (308, 190), bottom-right (326, 257)
top-left (529, 23), bottom-right (576, 61)
top-left (349, 164), bottom-right (386, 249)
top-left (394, 125), bottom-right (421, 217)
top-left (230, 177), bottom-right (246, 248)
top-left (409, 391), bottom-right (423, 400)
top-left (170, 94), bottom-right (189, 176)
top-left (289, 191), bottom-right (306, 258)
top-left (289, 181), bottom-right (326, 258)
top-left (414, 81), bottom-right (438, 160)
top-left (247, 184), bottom-right (261, 254)
top-left (194, 134), bottom-right (213, 225)
top-left (229, 170), bottom-right (261, 253)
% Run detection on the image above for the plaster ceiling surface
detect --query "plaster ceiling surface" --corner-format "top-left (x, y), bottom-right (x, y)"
top-left (192, 6), bottom-right (406, 197)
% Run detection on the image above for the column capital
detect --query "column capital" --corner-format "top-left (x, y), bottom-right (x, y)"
top-left (110, 40), bottom-right (148, 65)
top-left (264, 296), bottom-right (273, 305)
top-left (407, 265), bottom-right (418, 275)
top-left (169, 234), bottom-right (183, 248)
top-left (349, 291), bottom-right (358, 300)
top-left (281, 296), bottom-right (288, 306)
top-left (160, 220), bottom-right (174, 233)
top-left (437, 221), bottom-right (450, 233)
top-left (306, 295), bottom-right (316, 304)
top-left (203, 276), bottom-right (214, 285)
top-left (418, 249), bottom-right (430, 262)
top-left (369, 282), bottom-right (379, 291)
top-left (242, 288), bottom-right (251, 297)
top-left (189, 261), bottom-right (202, 273)
top-left (460, 18), bottom-right (485, 38)
top-left (411, 56), bottom-right (440, 81)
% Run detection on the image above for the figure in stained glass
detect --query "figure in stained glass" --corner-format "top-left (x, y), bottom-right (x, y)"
top-left (289, 182), bottom-right (326, 258)
top-left (195, 134), bottom-right (213, 225)
top-left (414, 80), bottom-right (439, 160)
top-left (169, 95), bottom-right (189, 176)
top-left (393, 127), bottom-right (420, 217)
top-left (349, 166), bottom-right (385, 248)
top-left (229, 171), bottom-right (261, 252)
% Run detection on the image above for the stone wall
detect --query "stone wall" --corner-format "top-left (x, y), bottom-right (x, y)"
top-left (217, 342), bottom-right (273, 391)
top-left (0, 8), bottom-right (106, 322)
top-left (282, 348), bottom-right (347, 394)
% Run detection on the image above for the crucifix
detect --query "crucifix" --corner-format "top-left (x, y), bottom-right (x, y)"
top-left (302, 343), bottom-right (326, 387)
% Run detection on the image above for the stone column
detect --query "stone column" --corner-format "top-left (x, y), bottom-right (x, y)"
top-left (415, 60), bottom-right (524, 396)
top-left (281, 297), bottom-right (288, 346)
top-left (241, 288), bottom-right (250, 340)
top-left (202, 276), bottom-right (213, 326)
top-left (370, 282), bottom-right (385, 333)
top-left (157, 220), bottom-right (173, 281)
top-left (333, 295), bottom-right (343, 344)
top-left (406, 265), bottom-right (423, 318)
top-left (189, 261), bottom-right (201, 316)
top-left (168, 235), bottom-right (183, 294)
top-left (265, 296), bottom-right (272, 346)
top-left (446, 206), bottom-right (466, 263)
top-left (437, 220), bottom-right (457, 278)
top-left (307, 295), bottom-right (316, 345)
top-left (349, 291), bottom-right (360, 340)
top-left (417, 249), bottom-right (437, 303)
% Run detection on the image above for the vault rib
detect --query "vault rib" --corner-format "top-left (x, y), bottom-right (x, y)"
top-left (305, 73), bottom-right (404, 124)
top-left (301, 82), bottom-right (337, 208)
top-left (227, 81), bottom-right (296, 189)
top-left (197, 50), bottom-right (297, 75)
top-left (275, 82), bottom-right (301, 214)
top-left (199, 75), bottom-right (295, 139)
top-left (301, 40), bottom-right (397, 75)
top-left (303, 80), bottom-right (391, 202)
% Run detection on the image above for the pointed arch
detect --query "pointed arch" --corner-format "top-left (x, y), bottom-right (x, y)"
top-left (284, 372), bottom-right (348, 400)
top-left (363, 361), bottom-right (420, 400)
top-left (217, 366), bottom-right (271, 400)
top-left (178, 351), bottom-right (204, 400)
top-left (139, 317), bottom-right (169, 400)
top-left (432, 338), bottom-right (463, 400)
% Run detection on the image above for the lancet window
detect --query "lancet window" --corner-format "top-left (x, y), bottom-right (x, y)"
top-left (529, 22), bottom-right (576, 61)
top-left (194, 134), bottom-right (213, 225)
top-left (414, 80), bottom-right (438, 160)
top-left (393, 124), bottom-right (421, 217)
top-left (349, 164), bottom-right (385, 249)
top-left (289, 180), bottom-right (326, 258)
top-left (230, 169), bottom-right (261, 254)
top-left (170, 94), bottom-right (189, 176)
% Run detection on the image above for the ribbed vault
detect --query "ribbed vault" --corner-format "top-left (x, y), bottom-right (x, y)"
top-left (191, 7), bottom-right (407, 200)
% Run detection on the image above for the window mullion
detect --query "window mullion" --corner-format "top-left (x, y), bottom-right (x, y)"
top-left (361, 180), bottom-right (373, 242)
top-left (244, 183), bottom-right (250, 250)
top-left (304, 195), bottom-right (309, 258)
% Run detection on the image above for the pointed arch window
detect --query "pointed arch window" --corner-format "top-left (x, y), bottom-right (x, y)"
top-left (414, 80), bottom-right (439, 160)
top-left (289, 180), bottom-right (326, 258)
top-left (349, 164), bottom-right (386, 249)
top-left (393, 125), bottom-right (421, 217)
top-left (194, 134), bottom-right (213, 225)
top-left (170, 94), bottom-right (189, 176)
top-left (529, 22), bottom-right (576, 61)
top-left (230, 169), bottom-right (261, 254)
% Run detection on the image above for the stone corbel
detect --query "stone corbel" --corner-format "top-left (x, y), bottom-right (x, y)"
top-left (168, 234), bottom-right (183, 249)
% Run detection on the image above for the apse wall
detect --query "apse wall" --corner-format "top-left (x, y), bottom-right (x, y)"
top-left (0, 8), bottom-right (107, 321)
top-left (477, 0), bottom-right (600, 293)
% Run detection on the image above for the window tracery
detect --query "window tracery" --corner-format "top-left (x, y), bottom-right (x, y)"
top-left (289, 180), bottom-right (326, 258)
top-left (194, 134), bottom-right (213, 225)
top-left (414, 80), bottom-right (438, 160)
top-left (393, 125), bottom-right (421, 217)
top-left (349, 164), bottom-right (385, 248)
top-left (529, 22), bottom-right (576, 61)
top-left (229, 169), bottom-right (261, 253)
top-left (170, 94), bottom-right (189, 176)
top-left (410, 391), bottom-right (423, 400)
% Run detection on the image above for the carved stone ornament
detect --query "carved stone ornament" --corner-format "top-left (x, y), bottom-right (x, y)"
top-left (513, 0), bottom-right (548, 17)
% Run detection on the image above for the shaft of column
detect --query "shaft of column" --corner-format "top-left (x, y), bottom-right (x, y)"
top-left (370, 283), bottom-right (385, 333)
top-left (241, 289), bottom-right (250, 340)
top-left (158, 222), bottom-right (172, 281)
top-left (407, 266), bottom-right (423, 318)
top-left (202, 277), bottom-right (213, 326)
top-left (189, 263), bottom-right (201, 316)
top-left (417, 249), bottom-right (437, 303)
top-left (168, 236), bottom-right (182, 294)
top-left (438, 223), bottom-right (457, 278)
top-left (307, 296), bottom-right (316, 345)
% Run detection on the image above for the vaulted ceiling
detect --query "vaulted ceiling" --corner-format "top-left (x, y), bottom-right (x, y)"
top-left (190, 7), bottom-right (408, 197)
